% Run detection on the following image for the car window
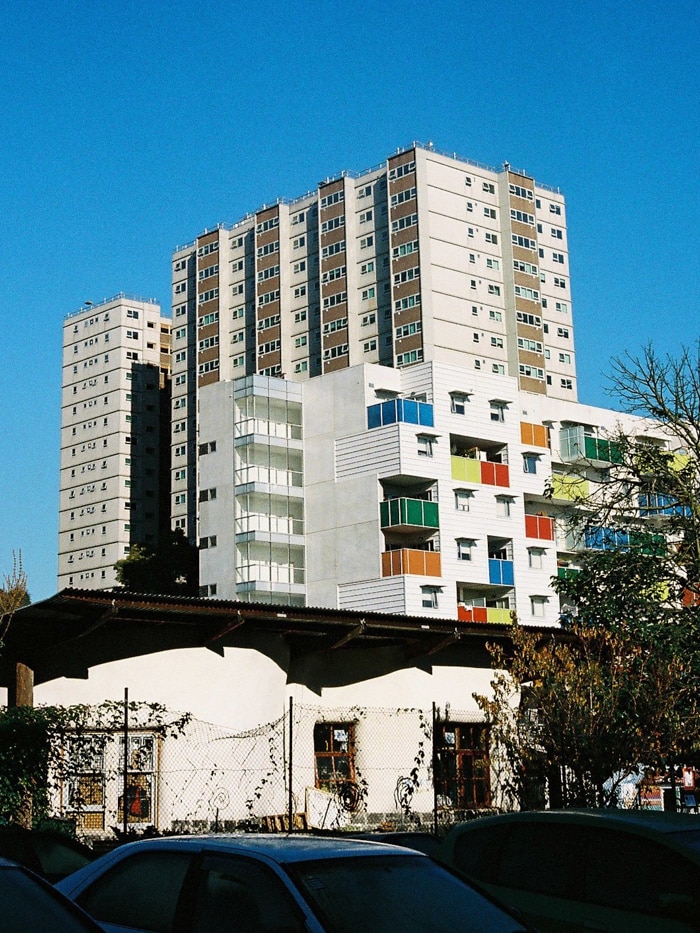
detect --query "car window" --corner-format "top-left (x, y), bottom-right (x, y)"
top-left (496, 823), bottom-right (582, 898)
top-left (585, 828), bottom-right (700, 918)
top-left (34, 837), bottom-right (92, 879)
top-left (77, 851), bottom-right (192, 933)
top-left (451, 824), bottom-right (511, 883)
top-left (192, 855), bottom-right (306, 933)
top-left (291, 854), bottom-right (526, 933)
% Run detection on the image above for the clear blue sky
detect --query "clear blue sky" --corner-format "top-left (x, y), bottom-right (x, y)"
top-left (1, 0), bottom-right (698, 602)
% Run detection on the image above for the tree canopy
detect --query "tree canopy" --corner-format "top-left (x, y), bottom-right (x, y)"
top-left (114, 530), bottom-right (199, 596)
top-left (476, 344), bottom-right (700, 809)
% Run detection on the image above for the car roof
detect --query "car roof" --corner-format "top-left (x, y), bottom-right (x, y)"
top-left (105, 833), bottom-right (425, 864)
top-left (447, 809), bottom-right (700, 836)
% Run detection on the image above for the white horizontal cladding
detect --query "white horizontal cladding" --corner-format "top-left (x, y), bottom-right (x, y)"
top-left (338, 576), bottom-right (407, 614)
top-left (336, 428), bottom-right (401, 479)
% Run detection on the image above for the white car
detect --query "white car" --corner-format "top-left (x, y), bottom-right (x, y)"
top-left (57, 833), bottom-right (532, 932)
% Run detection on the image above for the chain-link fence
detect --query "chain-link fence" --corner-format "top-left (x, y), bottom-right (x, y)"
top-left (56, 698), bottom-right (496, 841)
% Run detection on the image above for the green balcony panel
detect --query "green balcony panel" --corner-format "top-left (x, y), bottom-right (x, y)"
top-left (380, 498), bottom-right (439, 530)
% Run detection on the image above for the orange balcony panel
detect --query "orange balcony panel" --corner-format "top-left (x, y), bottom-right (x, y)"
top-left (520, 422), bottom-right (549, 448)
top-left (480, 461), bottom-right (510, 487)
top-left (381, 549), bottom-right (442, 577)
top-left (457, 605), bottom-right (488, 623)
top-left (525, 514), bottom-right (555, 540)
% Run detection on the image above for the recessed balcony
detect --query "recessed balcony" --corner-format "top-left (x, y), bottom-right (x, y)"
top-left (560, 426), bottom-right (622, 464)
top-left (457, 605), bottom-right (512, 625)
top-left (451, 456), bottom-right (509, 487)
top-left (381, 548), bottom-right (441, 577)
top-left (380, 497), bottom-right (439, 532)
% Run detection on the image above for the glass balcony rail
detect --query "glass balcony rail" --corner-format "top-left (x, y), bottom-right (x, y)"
top-left (639, 493), bottom-right (690, 517)
top-left (520, 421), bottom-right (549, 448)
top-left (550, 473), bottom-right (589, 501)
top-left (234, 465), bottom-right (303, 487)
top-left (235, 418), bottom-right (302, 440)
top-left (367, 398), bottom-right (434, 429)
top-left (457, 605), bottom-right (512, 625)
top-left (560, 426), bottom-right (622, 464)
top-left (584, 526), bottom-right (666, 555)
top-left (235, 515), bottom-right (304, 536)
top-left (525, 514), bottom-right (555, 540)
top-left (451, 455), bottom-right (509, 487)
top-left (488, 559), bottom-right (515, 586)
top-left (236, 562), bottom-right (305, 585)
top-left (380, 497), bottom-right (439, 530)
top-left (381, 548), bottom-right (442, 577)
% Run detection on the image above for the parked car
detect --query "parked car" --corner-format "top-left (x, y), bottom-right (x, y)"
top-left (441, 809), bottom-right (700, 932)
top-left (0, 856), bottom-right (104, 932)
top-left (0, 825), bottom-right (94, 882)
top-left (58, 833), bottom-right (534, 932)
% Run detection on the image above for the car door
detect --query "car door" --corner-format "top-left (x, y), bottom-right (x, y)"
top-left (581, 827), bottom-right (700, 933)
top-left (186, 853), bottom-right (312, 933)
top-left (487, 822), bottom-right (586, 933)
top-left (75, 849), bottom-right (194, 933)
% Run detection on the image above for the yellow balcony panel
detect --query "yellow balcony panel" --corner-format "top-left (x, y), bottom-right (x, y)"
top-left (486, 607), bottom-right (512, 625)
top-left (451, 456), bottom-right (485, 483)
top-left (551, 474), bottom-right (590, 501)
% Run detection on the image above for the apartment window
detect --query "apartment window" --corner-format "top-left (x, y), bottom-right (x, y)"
top-left (554, 276), bottom-right (566, 288)
top-left (528, 548), bottom-right (545, 569)
top-left (559, 352), bottom-right (571, 364)
top-left (482, 182), bottom-right (495, 194)
top-left (470, 279), bottom-right (477, 290)
top-left (489, 310), bottom-right (502, 322)
top-left (295, 335), bottom-right (307, 348)
top-left (553, 252), bottom-right (565, 264)
top-left (485, 232), bottom-right (498, 244)
top-left (359, 210), bottom-right (373, 224)
top-left (294, 309), bottom-right (307, 323)
top-left (357, 185), bottom-right (371, 199)
top-left (466, 201), bottom-right (473, 212)
top-left (417, 434), bottom-right (435, 457)
top-left (490, 401), bottom-right (506, 422)
top-left (555, 301), bottom-right (568, 313)
top-left (175, 493), bottom-right (186, 505)
top-left (360, 260), bottom-right (375, 275)
top-left (362, 287), bottom-right (375, 301)
top-left (523, 453), bottom-right (539, 474)
top-left (199, 488), bottom-right (217, 502)
top-left (486, 257), bottom-right (499, 270)
top-left (454, 489), bottom-right (473, 511)
top-left (484, 207), bottom-right (496, 219)
top-left (421, 586), bottom-right (440, 609)
top-left (492, 363), bottom-right (505, 374)
top-left (292, 236), bottom-right (306, 249)
top-left (551, 227), bottom-right (563, 239)
top-left (457, 538), bottom-right (475, 560)
top-left (363, 339), bottom-right (377, 353)
top-left (467, 227), bottom-right (474, 238)
top-left (490, 336), bottom-right (504, 349)
top-left (294, 286), bottom-right (307, 299)
top-left (496, 496), bottom-right (514, 518)
top-left (450, 392), bottom-right (470, 415)
top-left (361, 312), bottom-right (376, 327)
top-left (293, 260), bottom-right (306, 274)
top-left (531, 596), bottom-right (547, 617)
top-left (561, 378), bottom-right (573, 390)
top-left (314, 722), bottom-right (355, 792)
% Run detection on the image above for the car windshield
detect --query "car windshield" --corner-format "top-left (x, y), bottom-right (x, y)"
top-left (668, 829), bottom-right (700, 854)
top-left (289, 854), bottom-right (524, 933)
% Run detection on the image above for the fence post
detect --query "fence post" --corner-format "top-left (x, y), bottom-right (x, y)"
top-left (288, 696), bottom-right (294, 831)
top-left (123, 687), bottom-right (129, 838)
top-left (432, 702), bottom-right (438, 837)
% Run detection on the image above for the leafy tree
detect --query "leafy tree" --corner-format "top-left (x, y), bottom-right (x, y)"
top-left (478, 345), bottom-right (700, 809)
top-left (114, 530), bottom-right (199, 596)
top-left (0, 551), bottom-right (29, 646)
